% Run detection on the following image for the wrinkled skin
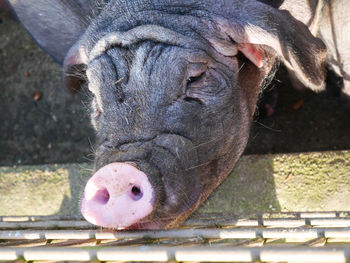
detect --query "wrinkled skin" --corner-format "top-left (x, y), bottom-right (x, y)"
top-left (6, 0), bottom-right (349, 229)
top-left (76, 2), bottom-right (278, 228)
top-left (85, 41), bottom-right (256, 228)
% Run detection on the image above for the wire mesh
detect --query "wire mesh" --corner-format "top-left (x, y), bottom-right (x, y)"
top-left (1, 212), bottom-right (350, 262)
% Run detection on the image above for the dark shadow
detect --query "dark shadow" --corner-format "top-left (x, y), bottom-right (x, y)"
top-left (246, 66), bottom-right (350, 155)
top-left (56, 164), bottom-right (92, 216)
top-left (257, 0), bottom-right (285, 8)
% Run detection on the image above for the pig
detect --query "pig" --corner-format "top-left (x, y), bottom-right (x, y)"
top-left (280, 0), bottom-right (350, 111)
top-left (6, 0), bottom-right (349, 229)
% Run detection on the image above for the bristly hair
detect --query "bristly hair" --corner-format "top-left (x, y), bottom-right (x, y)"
top-left (259, 60), bottom-right (280, 96)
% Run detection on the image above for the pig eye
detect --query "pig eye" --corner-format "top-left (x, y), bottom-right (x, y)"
top-left (184, 63), bottom-right (208, 105)
top-left (186, 63), bottom-right (207, 86)
top-left (187, 72), bottom-right (205, 85)
top-left (185, 73), bottom-right (206, 105)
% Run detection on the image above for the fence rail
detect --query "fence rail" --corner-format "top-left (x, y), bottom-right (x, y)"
top-left (1, 212), bottom-right (350, 262)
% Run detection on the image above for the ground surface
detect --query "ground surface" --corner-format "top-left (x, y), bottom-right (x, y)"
top-left (1, 151), bottom-right (349, 216)
top-left (1, 9), bottom-right (350, 167)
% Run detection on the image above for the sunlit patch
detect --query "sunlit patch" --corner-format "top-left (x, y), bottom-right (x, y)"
top-left (81, 210), bottom-right (98, 225)
top-left (84, 181), bottom-right (100, 201)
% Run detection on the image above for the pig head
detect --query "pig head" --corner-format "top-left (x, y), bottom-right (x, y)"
top-left (8, 0), bottom-right (326, 229)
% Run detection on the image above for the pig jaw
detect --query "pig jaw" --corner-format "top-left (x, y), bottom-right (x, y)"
top-left (82, 135), bottom-right (203, 229)
top-left (81, 134), bottom-right (249, 230)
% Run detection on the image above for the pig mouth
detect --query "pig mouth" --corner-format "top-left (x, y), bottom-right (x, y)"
top-left (81, 134), bottom-right (200, 229)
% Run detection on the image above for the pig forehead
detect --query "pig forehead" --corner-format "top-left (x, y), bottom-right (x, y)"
top-left (82, 7), bottom-right (213, 57)
top-left (135, 42), bottom-right (192, 62)
top-left (124, 42), bottom-right (234, 85)
top-left (85, 43), bottom-right (203, 103)
top-left (133, 42), bottom-right (212, 69)
top-left (86, 40), bottom-right (235, 98)
top-left (88, 41), bottom-right (212, 77)
top-left (89, 37), bottom-right (212, 64)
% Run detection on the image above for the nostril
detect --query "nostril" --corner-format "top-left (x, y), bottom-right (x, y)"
top-left (81, 163), bottom-right (155, 228)
top-left (93, 188), bottom-right (110, 205)
top-left (130, 185), bottom-right (143, 201)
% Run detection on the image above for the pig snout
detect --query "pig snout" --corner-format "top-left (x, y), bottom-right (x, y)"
top-left (81, 162), bottom-right (154, 229)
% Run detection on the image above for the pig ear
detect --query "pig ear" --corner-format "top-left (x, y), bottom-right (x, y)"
top-left (7, 0), bottom-right (101, 64)
top-left (63, 40), bottom-right (89, 92)
top-left (211, 3), bottom-right (327, 91)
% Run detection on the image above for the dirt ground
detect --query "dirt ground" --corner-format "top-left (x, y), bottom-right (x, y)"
top-left (1, 9), bottom-right (350, 166)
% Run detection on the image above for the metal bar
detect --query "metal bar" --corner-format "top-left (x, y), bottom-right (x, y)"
top-left (299, 237), bottom-right (327, 247)
top-left (1, 214), bottom-right (350, 262)
top-left (0, 221), bottom-right (92, 229)
top-left (1, 212), bottom-right (349, 222)
top-left (0, 215), bottom-right (83, 222)
top-left (42, 239), bottom-right (98, 247)
top-left (310, 219), bottom-right (350, 227)
top-left (1, 218), bottom-right (349, 230)
top-left (22, 248), bottom-right (93, 261)
top-left (262, 219), bottom-right (306, 227)
top-left (2, 228), bottom-right (350, 240)
top-left (0, 246), bottom-right (349, 262)
top-left (300, 212), bottom-right (338, 218)
top-left (175, 247), bottom-right (349, 262)
top-left (2, 216), bottom-right (350, 230)
top-left (0, 239), bottom-right (47, 247)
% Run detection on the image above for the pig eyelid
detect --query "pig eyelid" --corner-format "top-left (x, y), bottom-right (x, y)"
top-left (186, 63), bottom-right (208, 85)
top-left (187, 71), bottom-right (206, 84)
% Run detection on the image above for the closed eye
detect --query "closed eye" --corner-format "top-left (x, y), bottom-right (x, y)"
top-left (186, 62), bottom-right (207, 85)
top-left (187, 72), bottom-right (205, 84)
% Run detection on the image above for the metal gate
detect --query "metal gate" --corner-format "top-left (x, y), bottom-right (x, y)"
top-left (1, 212), bottom-right (350, 262)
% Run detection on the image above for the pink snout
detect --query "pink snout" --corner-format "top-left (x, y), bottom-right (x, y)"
top-left (81, 163), bottom-right (154, 229)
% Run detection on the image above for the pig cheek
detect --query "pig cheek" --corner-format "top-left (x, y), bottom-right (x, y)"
top-left (163, 189), bottom-right (181, 212)
top-left (160, 175), bottom-right (200, 215)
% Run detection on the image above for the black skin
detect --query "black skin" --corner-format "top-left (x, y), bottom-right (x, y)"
top-left (7, 0), bottom-right (327, 228)
top-left (88, 42), bottom-right (257, 228)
